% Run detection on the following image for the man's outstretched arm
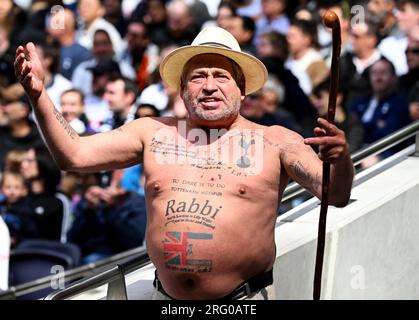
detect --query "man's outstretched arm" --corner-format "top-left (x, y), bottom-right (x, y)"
top-left (281, 118), bottom-right (354, 207)
top-left (15, 43), bottom-right (143, 172)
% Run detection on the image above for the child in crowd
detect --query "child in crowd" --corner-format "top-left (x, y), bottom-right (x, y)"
top-left (0, 171), bottom-right (37, 248)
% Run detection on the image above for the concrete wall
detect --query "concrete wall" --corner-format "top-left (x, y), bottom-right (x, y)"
top-left (274, 157), bottom-right (419, 299)
top-left (72, 155), bottom-right (419, 300)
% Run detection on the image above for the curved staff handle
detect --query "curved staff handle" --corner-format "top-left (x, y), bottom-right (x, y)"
top-left (313, 10), bottom-right (341, 300)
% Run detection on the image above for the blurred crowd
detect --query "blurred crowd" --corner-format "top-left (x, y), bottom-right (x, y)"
top-left (0, 0), bottom-right (418, 276)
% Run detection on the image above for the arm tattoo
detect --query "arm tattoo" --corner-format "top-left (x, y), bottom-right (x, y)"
top-left (292, 160), bottom-right (322, 193)
top-left (53, 108), bottom-right (77, 139)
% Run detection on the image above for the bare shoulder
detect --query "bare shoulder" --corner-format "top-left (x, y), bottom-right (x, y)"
top-left (120, 116), bottom-right (177, 134)
top-left (263, 125), bottom-right (305, 151)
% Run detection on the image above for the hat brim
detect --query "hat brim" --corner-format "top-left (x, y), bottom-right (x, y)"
top-left (159, 45), bottom-right (268, 95)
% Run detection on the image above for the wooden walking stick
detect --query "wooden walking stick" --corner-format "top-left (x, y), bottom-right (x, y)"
top-left (313, 10), bottom-right (341, 300)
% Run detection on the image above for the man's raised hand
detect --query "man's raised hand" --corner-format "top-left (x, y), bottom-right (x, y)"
top-left (304, 118), bottom-right (349, 163)
top-left (14, 42), bottom-right (45, 100)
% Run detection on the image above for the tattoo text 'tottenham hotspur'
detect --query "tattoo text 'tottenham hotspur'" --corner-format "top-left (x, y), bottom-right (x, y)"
top-left (53, 108), bottom-right (77, 139)
top-left (163, 231), bottom-right (213, 273)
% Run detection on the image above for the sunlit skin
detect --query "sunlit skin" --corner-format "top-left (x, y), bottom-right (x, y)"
top-left (14, 41), bottom-right (354, 299)
top-left (180, 54), bottom-right (245, 129)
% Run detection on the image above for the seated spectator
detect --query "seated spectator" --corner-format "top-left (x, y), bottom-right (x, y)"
top-left (38, 43), bottom-right (73, 109)
top-left (254, 0), bottom-right (289, 45)
top-left (47, 7), bottom-right (92, 80)
top-left (103, 0), bottom-right (127, 37)
top-left (120, 20), bottom-right (159, 91)
top-left (76, 0), bottom-right (124, 58)
top-left (225, 15), bottom-right (257, 56)
top-left (0, 171), bottom-right (37, 248)
top-left (262, 57), bottom-right (317, 137)
top-left (311, 79), bottom-right (364, 153)
top-left (0, 96), bottom-right (44, 170)
top-left (60, 89), bottom-right (95, 135)
top-left (99, 77), bottom-right (139, 132)
top-left (71, 28), bottom-right (135, 98)
top-left (349, 58), bottom-right (411, 166)
top-left (67, 171), bottom-right (147, 264)
top-left (399, 26), bottom-right (419, 99)
top-left (340, 20), bottom-right (381, 103)
top-left (21, 147), bottom-right (65, 241)
top-left (285, 19), bottom-right (329, 95)
top-left (240, 74), bottom-right (303, 134)
top-left (3, 149), bottom-right (27, 173)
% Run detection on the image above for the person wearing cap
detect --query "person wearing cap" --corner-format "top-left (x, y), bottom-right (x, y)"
top-left (14, 26), bottom-right (354, 300)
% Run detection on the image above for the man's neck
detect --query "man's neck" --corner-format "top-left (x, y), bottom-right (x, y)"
top-left (357, 48), bottom-right (375, 61)
top-left (374, 88), bottom-right (394, 101)
top-left (10, 121), bottom-right (31, 137)
top-left (186, 114), bottom-right (244, 131)
top-left (58, 33), bottom-right (75, 47)
top-left (292, 47), bottom-right (309, 60)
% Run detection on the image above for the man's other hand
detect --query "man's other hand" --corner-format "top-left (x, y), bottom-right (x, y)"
top-left (14, 42), bottom-right (45, 100)
top-left (304, 118), bottom-right (350, 163)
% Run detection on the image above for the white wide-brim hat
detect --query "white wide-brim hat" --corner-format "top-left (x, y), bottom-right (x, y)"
top-left (159, 27), bottom-right (268, 95)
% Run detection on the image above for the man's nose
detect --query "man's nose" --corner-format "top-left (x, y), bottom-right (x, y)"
top-left (203, 76), bottom-right (217, 93)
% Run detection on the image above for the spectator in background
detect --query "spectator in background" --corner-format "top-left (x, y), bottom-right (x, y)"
top-left (225, 15), bottom-right (257, 56)
top-left (100, 77), bottom-right (138, 132)
top-left (256, 30), bottom-right (288, 60)
top-left (67, 171), bottom-right (147, 264)
top-left (163, 0), bottom-right (200, 47)
top-left (60, 89), bottom-right (95, 135)
top-left (367, 0), bottom-right (399, 39)
top-left (0, 96), bottom-right (43, 170)
top-left (21, 147), bottom-right (65, 241)
top-left (76, 0), bottom-right (124, 58)
top-left (285, 19), bottom-right (329, 96)
top-left (215, 2), bottom-right (236, 29)
top-left (83, 57), bottom-right (122, 129)
top-left (349, 58), bottom-right (411, 166)
top-left (254, 0), bottom-right (290, 45)
top-left (135, 103), bottom-right (160, 119)
top-left (240, 74), bottom-right (303, 134)
top-left (47, 7), bottom-right (92, 80)
top-left (258, 32), bottom-right (317, 136)
top-left (120, 20), bottom-right (159, 90)
top-left (340, 20), bottom-right (381, 103)
top-left (0, 0), bottom-right (27, 49)
top-left (37, 43), bottom-right (73, 109)
top-left (0, 171), bottom-right (37, 248)
top-left (103, 0), bottom-right (127, 37)
top-left (317, 1), bottom-right (352, 63)
top-left (72, 28), bottom-right (135, 97)
top-left (131, 0), bottom-right (168, 47)
top-left (3, 149), bottom-right (27, 173)
top-left (399, 26), bottom-right (419, 99)
top-left (311, 78), bottom-right (364, 153)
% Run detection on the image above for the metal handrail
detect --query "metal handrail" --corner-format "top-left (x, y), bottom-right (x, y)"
top-left (281, 120), bottom-right (419, 203)
top-left (17, 121), bottom-right (419, 300)
top-left (45, 253), bottom-right (150, 300)
top-left (0, 246), bottom-right (147, 300)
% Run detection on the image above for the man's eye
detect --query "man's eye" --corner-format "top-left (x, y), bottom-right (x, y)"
top-left (191, 75), bottom-right (205, 81)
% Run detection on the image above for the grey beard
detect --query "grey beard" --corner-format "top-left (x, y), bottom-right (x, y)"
top-left (183, 92), bottom-right (241, 121)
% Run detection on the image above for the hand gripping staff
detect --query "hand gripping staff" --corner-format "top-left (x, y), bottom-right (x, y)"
top-left (313, 10), bottom-right (341, 300)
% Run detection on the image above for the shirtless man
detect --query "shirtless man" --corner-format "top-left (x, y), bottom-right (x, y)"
top-left (14, 27), bottom-right (354, 300)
